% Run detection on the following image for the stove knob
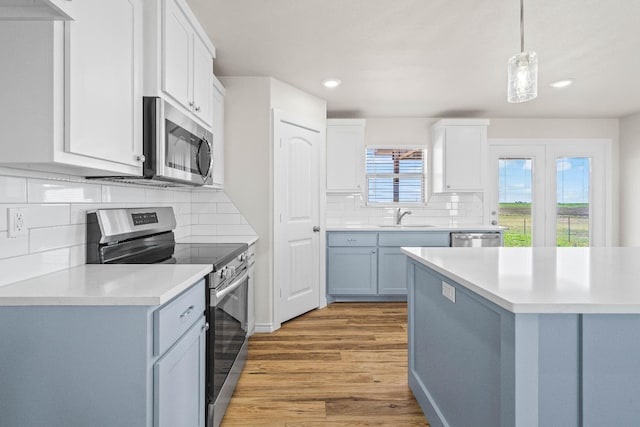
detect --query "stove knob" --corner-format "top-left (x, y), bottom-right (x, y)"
top-left (240, 253), bottom-right (247, 263)
top-left (229, 266), bottom-right (236, 276)
top-left (219, 269), bottom-right (227, 279)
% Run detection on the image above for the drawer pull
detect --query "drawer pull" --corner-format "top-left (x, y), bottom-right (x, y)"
top-left (179, 305), bottom-right (195, 318)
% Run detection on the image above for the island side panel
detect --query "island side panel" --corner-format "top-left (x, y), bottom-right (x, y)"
top-left (538, 315), bottom-right (581, 427)
top-left (582, 314), bottom-right (640, 426)
top-left (409, 261), bottom-right (503, 427)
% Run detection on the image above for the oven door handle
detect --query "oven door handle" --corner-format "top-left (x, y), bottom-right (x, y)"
top-left (211, 270), bottom-right (248, 306)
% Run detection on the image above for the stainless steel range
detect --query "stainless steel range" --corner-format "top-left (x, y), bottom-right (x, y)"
top-left (86, 207), bottom-right (249, 427)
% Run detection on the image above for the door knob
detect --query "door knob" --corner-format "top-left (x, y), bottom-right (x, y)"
top-left (312, 226), bottom-right (320, 232)
top-left (491, 220), bottom-right (498, 225)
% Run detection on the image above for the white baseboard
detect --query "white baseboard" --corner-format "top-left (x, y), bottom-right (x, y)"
top-left (253, 322), bottom-right (279, 333)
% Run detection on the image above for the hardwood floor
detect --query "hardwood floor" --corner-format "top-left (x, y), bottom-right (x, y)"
top-left (221, 302), bottom-right (430, 426)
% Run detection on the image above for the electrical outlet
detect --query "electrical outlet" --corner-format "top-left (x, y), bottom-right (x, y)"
top-left (7, 207), bottom-right (27, 238)
top-left (442, 282), bottom-right (456, 303)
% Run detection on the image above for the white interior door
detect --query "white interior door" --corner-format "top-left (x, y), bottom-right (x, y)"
top-left (273, 111), bottom-right (321, 324)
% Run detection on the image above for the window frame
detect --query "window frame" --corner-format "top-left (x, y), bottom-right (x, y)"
top-left (364, 145), bottom-right (429, 207)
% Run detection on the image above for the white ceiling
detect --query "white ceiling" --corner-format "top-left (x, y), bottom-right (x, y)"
top-left (187, 0), bottom-right (640, 119)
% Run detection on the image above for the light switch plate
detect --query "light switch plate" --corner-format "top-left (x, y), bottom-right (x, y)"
top-left (442, 282), bottom-right (456, 303)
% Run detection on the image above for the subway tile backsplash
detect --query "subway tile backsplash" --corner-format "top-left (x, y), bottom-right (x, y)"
top-left (326, 192), bottom-right (484, 227)
top-left (0, 168), bottom-right (256, 287)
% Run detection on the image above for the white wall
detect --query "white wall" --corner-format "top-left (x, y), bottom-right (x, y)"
top-left (619, 113), bottom-right (640, 246)
top-left (221, 76), bottom-right (326, 331)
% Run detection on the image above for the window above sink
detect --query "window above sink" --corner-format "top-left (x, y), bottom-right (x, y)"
top-left (365, 147), bottom-right (427, 205)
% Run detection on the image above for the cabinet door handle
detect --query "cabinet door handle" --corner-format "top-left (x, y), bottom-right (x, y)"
top-left (179, 305), bottom-right (195, 318)
top-left (313, 226), bottom-right (320, 232)
top-left (202, 322), bottom-right (210, 332)
top-left (195, 106), bottom-right (201, 112)
top-left (189, 101), bottom-right (194, 107)
top-left (136, 154), bottom-right (145, 162)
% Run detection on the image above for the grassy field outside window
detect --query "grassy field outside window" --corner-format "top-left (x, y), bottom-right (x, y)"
top-left (500, 202), bottom-right (589, 247)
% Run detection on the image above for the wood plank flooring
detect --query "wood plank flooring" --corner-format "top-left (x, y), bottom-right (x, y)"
top-left (221, 302), bottom-right (430, 426)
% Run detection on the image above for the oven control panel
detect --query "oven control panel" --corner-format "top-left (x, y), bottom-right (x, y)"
top-left (131, 212), bottom-right (159, 226)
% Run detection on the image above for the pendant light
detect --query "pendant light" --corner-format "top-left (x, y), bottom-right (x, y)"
top-left (507, 0), bottom-right (537, 103)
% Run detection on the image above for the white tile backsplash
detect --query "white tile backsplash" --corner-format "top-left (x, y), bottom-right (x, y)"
top-left (0, 248), bottom-right (70, 287)
top-left (326, 192), bottom-right (484, 226)
top-left (0, 232), bottom-right (29, 258)
top-left (28, 179), bottom-right (102, 203)
top-left (0, 176), bottom-right (27, 203)
top-left (27, 204), bottom-right (70, 228)
top-left (0, 170), bottom-right (256, 286)
top-left (30, 224), bottom-right (86, 253)
top-left (101, 185), bottom-right (146, 203)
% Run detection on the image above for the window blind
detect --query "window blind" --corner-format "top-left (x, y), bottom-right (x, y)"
top-left (365, 148), bottom-right (425, 203)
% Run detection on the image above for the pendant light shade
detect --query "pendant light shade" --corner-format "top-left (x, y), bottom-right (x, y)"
top-left (507, 0), bottom-right (537, 103)
top-left (508, 51), bottom-right (537, 103)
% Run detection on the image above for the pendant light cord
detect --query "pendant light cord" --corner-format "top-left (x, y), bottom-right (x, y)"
top-left (520, 0), bottom-right (525, 53)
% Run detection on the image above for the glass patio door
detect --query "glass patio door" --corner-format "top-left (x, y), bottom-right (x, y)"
top-left (487, 141), bottom-right (610, 247)
top-left (487, 145), bottom-right (545, 247)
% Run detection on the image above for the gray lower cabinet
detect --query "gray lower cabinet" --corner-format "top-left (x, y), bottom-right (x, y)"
top-left (0, 279), bottom-right (206, 427)
top-left (155, 316), bottom-right (206, 427)
top-left (327, 231), bottom-right (450, 299)
top-left (327, 246), bottom-right (377, 294)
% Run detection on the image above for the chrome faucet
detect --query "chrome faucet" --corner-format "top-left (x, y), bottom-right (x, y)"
top-left (396, 208), bottom-right (412, 225)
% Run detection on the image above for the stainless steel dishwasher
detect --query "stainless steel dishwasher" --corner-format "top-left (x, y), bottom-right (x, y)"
top-left (450, 232), bottom-right (502, 247)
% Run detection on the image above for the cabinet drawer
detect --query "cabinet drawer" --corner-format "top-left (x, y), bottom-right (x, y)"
top-left (328, 232), bottom-right (377, 247)
top-left (154, 279), bottom-right (206, 356)
top-left (378, 232), bottom-right (450, 247)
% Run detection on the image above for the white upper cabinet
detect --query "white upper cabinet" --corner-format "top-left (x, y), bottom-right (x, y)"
top-left (0, 0), bottom-right (144, 176)
top-left (326, 119), bottom-right (366, 192)
top-left (0, 0), bottom-right (75, 20)
top-left (147, 0), bottom-right (216, 128)
top-left (431, 119), bottom-right (490, 193)
top-left (209, 76), bottom-right (225, 189)
top-left (66, 0), bottom-right (142, 168)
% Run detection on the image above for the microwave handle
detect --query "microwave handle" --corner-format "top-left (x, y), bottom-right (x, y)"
top-left (197, 138), bottom-right (213, 180)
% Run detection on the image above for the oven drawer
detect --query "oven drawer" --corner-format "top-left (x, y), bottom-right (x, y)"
top-left (154, 279), bottom-right (206, 356)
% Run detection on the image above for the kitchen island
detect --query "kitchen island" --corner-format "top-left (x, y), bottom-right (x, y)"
top-left (402, 247), bottom-right (640, 427)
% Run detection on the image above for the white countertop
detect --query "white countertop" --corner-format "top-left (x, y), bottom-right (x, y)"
top-left (0, 264), bottom-right (212, 306)
top-left (327, 225), bottom-right (504, 232)
top-left (402, 247), bottom-right (640, 314)
top-left (177, 235), bottom-right (258, 245)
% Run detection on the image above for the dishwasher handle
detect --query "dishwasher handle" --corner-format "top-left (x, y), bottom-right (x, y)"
top-left (450, 232), bottom-right (502, 247)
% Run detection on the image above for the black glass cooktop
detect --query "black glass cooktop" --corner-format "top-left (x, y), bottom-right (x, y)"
top-left (172, 243), bottom-right (248, 271)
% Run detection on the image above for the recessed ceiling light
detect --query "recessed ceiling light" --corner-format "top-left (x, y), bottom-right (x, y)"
top-left (549, 79), bottom-right (574, 89)
top-left (322, 78), bottom-right (341, 89)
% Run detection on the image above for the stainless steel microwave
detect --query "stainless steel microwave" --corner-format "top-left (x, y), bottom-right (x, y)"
top-left (142, 96), bottom-right (213, 185)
